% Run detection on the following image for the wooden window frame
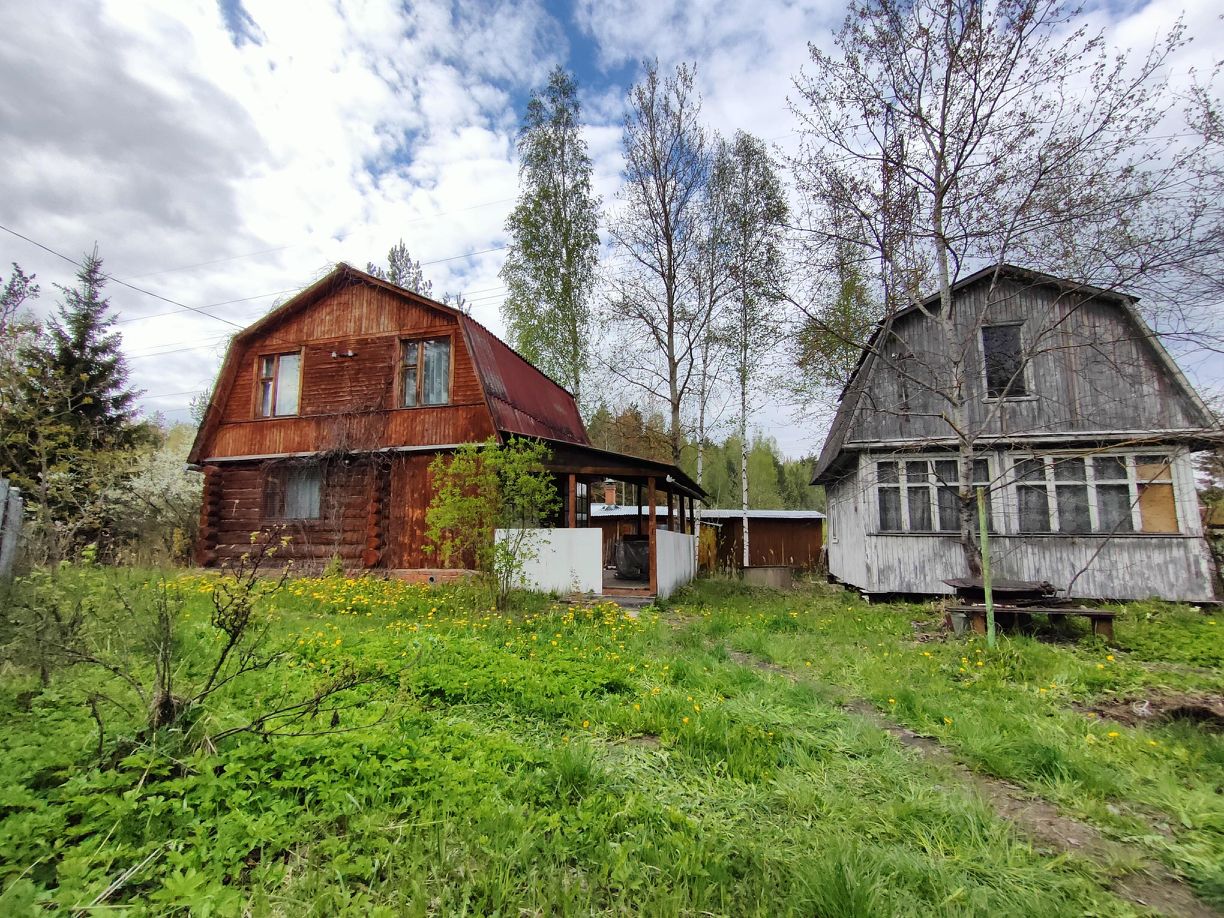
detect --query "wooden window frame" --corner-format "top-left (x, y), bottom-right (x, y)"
top-left (875, 456), bottom-right (993, 534)
top-left (1011, 452), bottom-right (1179, 535)
top-left (263, 463), bottom-right (323, 521)
top-left (397, 333), bottom-right (455, 409)
top-left (980, 322), bottom-right (1035, 401)
top-left (254, 349), bottom-right (304, 419)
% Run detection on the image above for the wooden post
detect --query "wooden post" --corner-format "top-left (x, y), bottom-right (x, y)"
top-left (977, 486), bottom-right (995, 648)
top-left (647, 476), bottom-right (658, 595)
top-left (567, 474), bottom-right (577, 528)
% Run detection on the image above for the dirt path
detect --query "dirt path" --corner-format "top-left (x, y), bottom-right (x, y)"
top-left (722, 648), bottom-right (1219, 918)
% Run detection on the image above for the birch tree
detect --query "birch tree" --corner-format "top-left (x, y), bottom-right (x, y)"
top-left (709, 132), bottom-right (789, 567)
top-left (501, 67), bottom-right (601, 402)
top-left (790, 0), bottom-right (1223, 574)
top-left (606, 60), bottom-right (710, 464)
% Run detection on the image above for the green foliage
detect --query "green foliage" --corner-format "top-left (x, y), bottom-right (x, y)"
top-left (365, 240), bottom-right (433, 296)
top-left (501, 66), bottom-right (601, 404)
top-left (685, 433), bottom-right (823, 510)
top-left (425, 438), bottom-right (560, 608)
top-left (0, 569), bottom-right (1150, 914)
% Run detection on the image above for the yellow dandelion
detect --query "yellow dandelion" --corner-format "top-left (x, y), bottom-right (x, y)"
top-left (1107, 731), bottom-right (1120, 738)
top-left (943, 717), bottom-right (953, 725)
top-left (682, 716), bottom-right (690, 725)
top-left (888, 698), bottom-right (896, 705)
top-left (582, 720), bottom-right (590, 729)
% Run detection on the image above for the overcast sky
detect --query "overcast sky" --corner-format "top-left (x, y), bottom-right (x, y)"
top-left (1, 0), bottom-right (1219, 457)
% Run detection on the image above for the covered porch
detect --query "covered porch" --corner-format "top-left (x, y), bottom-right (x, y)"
top-left (499, 441), bottom-right (705, 600)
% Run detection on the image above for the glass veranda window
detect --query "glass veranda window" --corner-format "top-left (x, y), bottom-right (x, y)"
top-left (257, 352), bottom-right (301, 417)
top-left (1014, 454), bottom-right (1178, 534)
top-left (877, 457), bottom-right (990, 532)
top-left (401, 338), bottom-right (451, 407)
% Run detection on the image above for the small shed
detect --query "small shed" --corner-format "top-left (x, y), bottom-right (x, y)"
top-left (699, 510), bottom-right (826, 572)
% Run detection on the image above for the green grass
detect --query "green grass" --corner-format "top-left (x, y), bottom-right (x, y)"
top-left (674, 579), bottom-right (1224, 906)
top-left (0, 568), bottom-right (1218, 914)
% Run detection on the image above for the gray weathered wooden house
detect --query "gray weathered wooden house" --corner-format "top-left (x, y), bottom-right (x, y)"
top-left (812, 265), bottom-right (1219, 601)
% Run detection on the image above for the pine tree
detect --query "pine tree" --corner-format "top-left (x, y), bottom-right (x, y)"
top-left (501, 67), bottom-right (601, 403)
top-left (367, 240), bottom-right (434, 297)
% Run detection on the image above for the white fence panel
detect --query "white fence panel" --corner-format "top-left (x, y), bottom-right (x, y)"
top-left (0, 477), bottom-right (24, 577)
top-left (495, 527), bottom-right (602, 596)
top-left (655, 529), bottom-right (697, 599)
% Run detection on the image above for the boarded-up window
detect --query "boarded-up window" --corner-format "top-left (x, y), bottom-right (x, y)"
top-left (401, 337), bottom-right (451, 407)
top-left (257, 352), bottom-right (301, 417)
top-left (982, 324), bottom-right (1027, 398)
top-left (266, 465), bottom-right (322, 520)
top-left (1136, 455), bottom-right (1177, 532)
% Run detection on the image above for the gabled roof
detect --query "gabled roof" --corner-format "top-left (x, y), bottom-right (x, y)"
top-left (188, 262), bottom-right (588, 463)
top-left (811, 263), bottom-right (1218, 483)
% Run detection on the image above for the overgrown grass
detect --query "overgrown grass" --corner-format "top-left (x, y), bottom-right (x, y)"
top-left (673, 579), bottom-right (1224, 906)
top-left (0, 568), bottom-right (1215, 914)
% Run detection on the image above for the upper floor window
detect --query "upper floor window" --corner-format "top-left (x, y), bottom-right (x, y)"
top-left (257, 352), bottom-right (301, 417)
top-left (877, 457), bottom-right (991, 533)
top-left (265, 464), bottom-right (321, 520)
top-left (981, 324), bottom-right (1028, 398)
top-left (401, 337), bottom-right (451, 407)
top-left (1015, 454), bottom-right (1178, 534)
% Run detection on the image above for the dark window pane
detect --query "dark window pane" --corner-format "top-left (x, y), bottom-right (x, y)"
top-left (934, 460), bottom-right (957, 485)
top-left (908, 487), bottom-right (932, 531)
top-left (905, 460), bottom-right (928, 483)
top-left (877, 461), bottom-right (898, 483)
top-left (402, 342), bottom-right (419, 407)
top-left (1093, 456), bottom-right (1127, 481)
top-left (879, 487), bottom-right (901, 530)
top-left (982, 324), bottom-right (1027, 397)
top-left (1056, 485), bottom-right (1090, 533)
top-left (937, 487), bottom-right (959, 531)
top-left (1096, 484), bottom-right (1133, 532)
top-left (1053, 457), bottom-right (1085, 481)
top-left (1015, 457), bottom-right (1045, 482)
top-left (1018, 485), bottom-right (1051, 532)
top-left (972, 459), bottom-right (990, 485)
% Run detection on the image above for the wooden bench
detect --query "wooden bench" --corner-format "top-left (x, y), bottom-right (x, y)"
top-left (957, 605), bottom-right (1116, 640)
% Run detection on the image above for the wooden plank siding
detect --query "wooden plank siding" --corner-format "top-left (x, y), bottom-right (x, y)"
top-left (843, 276), bottom-right (1207, 447)
top-left (710, 518), bottom-right (824, 572)
top-left (207, 283), bottom-right (493, 460)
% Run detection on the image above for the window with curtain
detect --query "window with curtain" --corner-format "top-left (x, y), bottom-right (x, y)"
top-left (256, 352), bottom-right (302, 417)
top-left (265, 465), bottom-right (322, 520)
top-left (876, 457), bottom-right (991, 532)
top-left (1014, 453), bottom-right (1177, 534)
top-left (401, 337), bottom-right (451, 407)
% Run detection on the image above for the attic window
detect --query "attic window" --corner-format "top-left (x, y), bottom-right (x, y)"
top-left (257, 352), bottom-right (301, 417)
top-left (981, 324), bottom-right (1028, 398)
top-left (401, 337), bottom-right (451, 407)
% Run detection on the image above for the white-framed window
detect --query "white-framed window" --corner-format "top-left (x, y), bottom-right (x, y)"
top-left (981, 323), bottom-right (1029, 398)
top-left (400, 337), bottom-right (451, 407)
top-left (1014, 453), bottom-right (1178, 534)
top-left (876, 457), bottom-right (991, 533)
top-left (265, 465), bottom-right (322, 520)
top-left (257, 352), bottom-right (302, 417)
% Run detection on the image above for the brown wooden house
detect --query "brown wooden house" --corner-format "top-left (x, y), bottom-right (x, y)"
top-left (189, 263), bottom-right (703, 594)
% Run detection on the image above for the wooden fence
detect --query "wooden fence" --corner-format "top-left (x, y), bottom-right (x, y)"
top-left (0, 477), bottom-right (24, 577)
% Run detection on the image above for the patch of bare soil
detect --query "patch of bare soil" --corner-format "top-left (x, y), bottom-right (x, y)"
top-left (726, 645), bottom-right (1220, 918)
top-left (614, 733), bottom-right (662, 749)
top-left (1076, 693), bottom-right (1224, 732)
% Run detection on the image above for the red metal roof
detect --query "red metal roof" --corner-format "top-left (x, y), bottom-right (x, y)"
top-left (460, 317), bottom-right (591, 446)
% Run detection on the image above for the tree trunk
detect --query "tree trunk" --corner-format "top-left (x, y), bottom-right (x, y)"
top-left (740, 363), bottom-right (749, 570)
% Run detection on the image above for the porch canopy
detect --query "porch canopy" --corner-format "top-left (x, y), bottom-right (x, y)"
top-left (536, 438), bottom-right (705, 595)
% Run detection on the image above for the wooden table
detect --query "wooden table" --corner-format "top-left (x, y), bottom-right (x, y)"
top-left (957, 604), bottom-right (1116, 640)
